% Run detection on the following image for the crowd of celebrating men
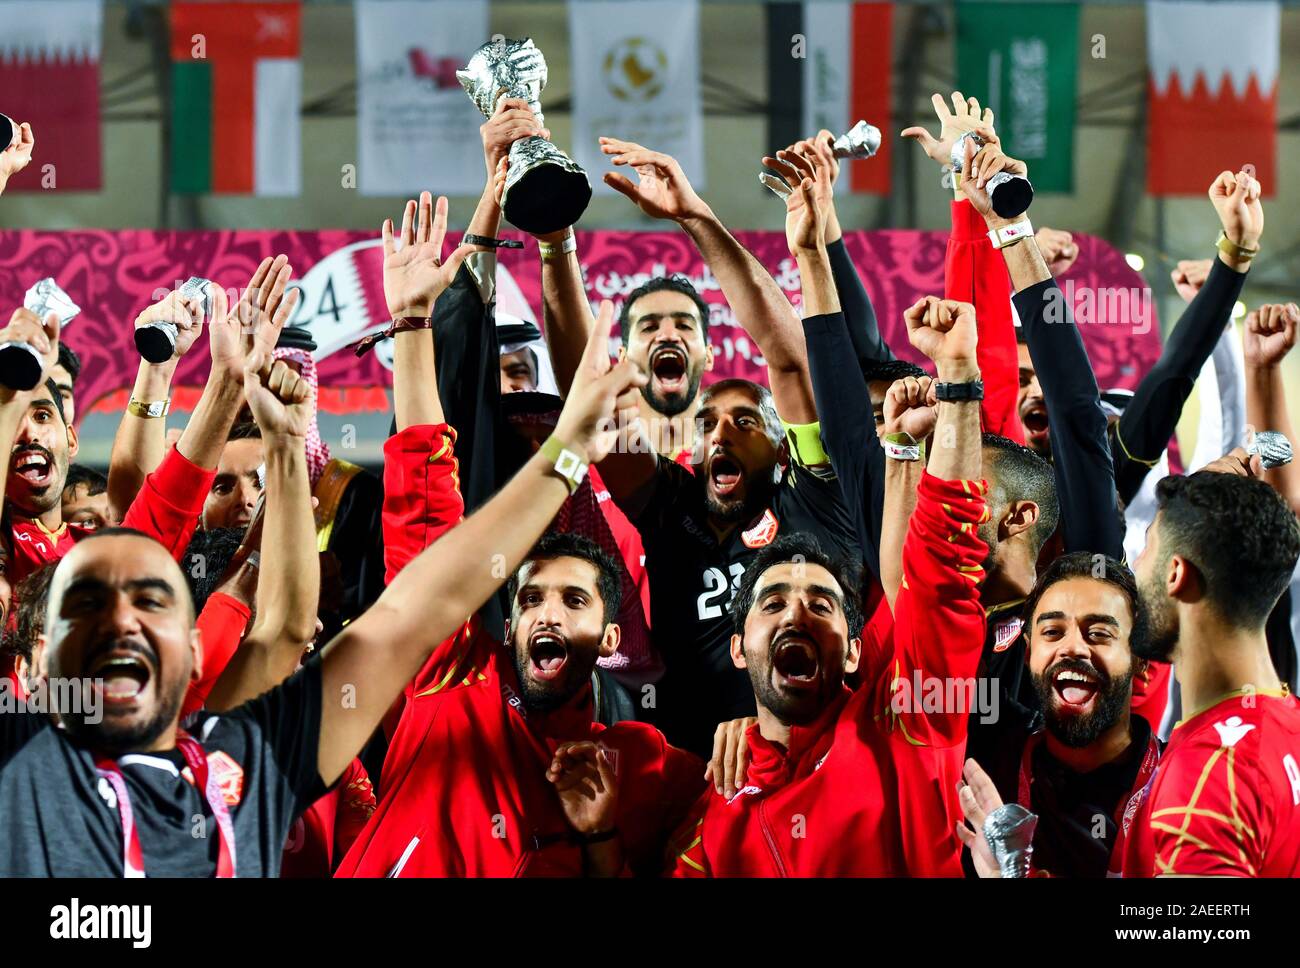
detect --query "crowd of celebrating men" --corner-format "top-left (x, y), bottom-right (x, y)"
top-left (1, 83), bottom-right (1298, 879)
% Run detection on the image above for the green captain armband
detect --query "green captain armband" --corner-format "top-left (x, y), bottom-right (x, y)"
top-left (782, 419), bottom-right (832, 471)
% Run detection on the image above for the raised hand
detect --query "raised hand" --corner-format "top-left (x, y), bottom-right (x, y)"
top-left (599, 137), bottom-right (710, 223)
top-left (1201, 444), bottom-right (1265, 480)
top-left (547, 741), bottom-right (619, 837)
top-left (1243, 302), bottom-right (1299, 370)
top-left (954, 757), bottom-right (1005, 878)
top-left (901, 92), bottom-right (997, 167)
top-left (0, 307), bottom-right (58, 404)
top-left (481, 96), bottom-right (549, 177)
top-left (1209, 168), bottom-right (1263, 249)
top-left (0, 121), bottom-right (34, 193)
top-left (883, 374), bottom-right (939, 440)
top-left (217, 255), bottom-right (297, 378)
top-left (381, 192), bottom-right (473, 319)
top-left (243, 329), bottom-right (314, 440)
top-left (1034, 227), bottom-right (1078, 278)
top-left (1170, 258), bottom-right (1214, 304)
top-left (761, 145), bottom-right (831, 256)
top-left (904, 296), bottom-right (978, 371)
top-left (960, 138), bottom-right (1029, 222)
top-left (135, 289), bottom-right (204, 364)
top-left (553, 299), bottom-right (647, 463)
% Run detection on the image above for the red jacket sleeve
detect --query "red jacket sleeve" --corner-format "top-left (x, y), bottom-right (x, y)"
top-left (121, 447), bottom-right (216, 562)
top-left (181, 591), bottom-right (251, 717)
top-left (945, 199), bottom-right (1024, 443)
top-left (878, 471), bottom-right (990, 749)
top-left (381, 423), bottom-right (464, 584)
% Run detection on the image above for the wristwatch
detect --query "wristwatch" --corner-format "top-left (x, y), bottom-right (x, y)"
top-left (987, 219), bottom-right (1033, 249)
top-left (540, 435), bottom-right (588, 494)
top-left (934, 380), bottom-right (985, 402)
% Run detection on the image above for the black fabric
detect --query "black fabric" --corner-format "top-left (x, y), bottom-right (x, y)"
top-left (1111, 259), bottom-right (1247, 503)
top-left (826, 238), bottom-right (895, 372)
top-left (592, 668), bottom-right (638, 727)
top-left (630, 455), bottom-right (861, 758)
top-left (802, 311), bottom-right (884, 579)
top-left (1266, 590), bottom-right (1298, 694)
top-left (964, 609), bottom-right (1037, 788)
top-left (1013, 278), bottom-right (1124, 561)
top-left (320, 468), bottom-right (385, 645)
top-left (0, 662), bottom-right (326, 877)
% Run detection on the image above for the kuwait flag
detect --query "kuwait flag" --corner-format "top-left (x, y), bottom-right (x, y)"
top-left (1146, 0), bottom-right (1278, 197)
top-left (0, 0), bottom-right (103, 192)
top-left (766, 1), bottom-right (892, 194)
top-left (170, 1), bottom-right (301, 195)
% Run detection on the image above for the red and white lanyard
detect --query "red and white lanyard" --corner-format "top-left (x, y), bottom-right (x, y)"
top-left (94, 733), bottom-right (237, 878)
top-left (1016, 729), bottom-right (1160, 874)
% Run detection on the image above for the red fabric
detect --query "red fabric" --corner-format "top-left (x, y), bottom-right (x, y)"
top-left (1124, 692), bottom-right (1300, 877)
top-left (1129, 659), bottom-right (1171, 733)
top-left (181, 592), bottom-right (252, 718)
top-left (380, 423), bottom-right (463, 585)
top-left (120, 445), bottom-right (218, 562)
top-left (944, 200), bottom-right (1024, 444)
top-left (670, 471), bottom-right (989, 876)
top-left (282, 758), bottom-right (376, 878)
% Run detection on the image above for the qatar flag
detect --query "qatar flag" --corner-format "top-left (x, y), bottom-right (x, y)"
top-left (1146, 0), bottom-right (1278, 196)
top-left (0, 0), bottom-right (103, 192)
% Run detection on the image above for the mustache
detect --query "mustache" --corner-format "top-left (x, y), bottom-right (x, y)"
top-left (84, 638), bottom-right (158, 676)
top-left (12, 443), bottom-right (54, 462)
top-left (1046, 656), bottom-right (1107, 686)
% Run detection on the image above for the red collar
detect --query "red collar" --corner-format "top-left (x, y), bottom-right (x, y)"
top-left (744, 688), bottom-right (851, 792)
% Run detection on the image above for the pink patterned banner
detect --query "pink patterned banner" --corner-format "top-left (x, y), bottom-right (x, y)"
top-left (0, 228), bottom-right (1161, 423)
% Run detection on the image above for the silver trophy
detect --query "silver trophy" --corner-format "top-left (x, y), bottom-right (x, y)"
top-left (983, 803), bottom-right (1038, 878)
top-left (0, 113), bottom-right (16, 151)
top-left (1246, 430), bottom-right (1293, 470)
top-left (951, 132), bottom-right (1034, 219)
top-left (761, 120), bottom-right (881, 200)
top-left (0, 279), bottom-right (81, 391)
top-left (458, 38), bottom-right (591, 236)
top-left (136, 277), bottom-right (211, 364)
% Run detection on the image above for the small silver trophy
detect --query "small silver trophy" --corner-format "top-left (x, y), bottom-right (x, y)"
top-left (951, 132), bottom-right (1034, 218)
top-left (0, 279), bottom-right (80, 390)
top-left (1246, 430), bottom-right (1293, 470)
top-left (983, 803), bottom-right (1038, 878)
top-left (760, 120), bottom-right (881, 200)
top-left (0, 113), bottom-right (17, 151)
top-left (458, 38), bottom-right (591, 236)
top-left (136, 277), bottom-right (211, 364)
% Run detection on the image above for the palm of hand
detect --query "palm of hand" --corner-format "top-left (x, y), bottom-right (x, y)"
top-left (630, 164), bottom-right (680, 219)
top-left (384, 241), bottom-right (452, 317)
top-left (784, 193), bottom-right (816, 250)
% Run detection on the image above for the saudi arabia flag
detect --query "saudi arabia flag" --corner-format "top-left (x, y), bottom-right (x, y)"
top-left (170, 1), bottom-right (301, 196)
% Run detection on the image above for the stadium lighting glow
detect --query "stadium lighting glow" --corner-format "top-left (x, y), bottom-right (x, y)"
top-left (1232, 301), bottom-right (1247, 320)
top-left (1124, 253), bottom-right (1145, 272)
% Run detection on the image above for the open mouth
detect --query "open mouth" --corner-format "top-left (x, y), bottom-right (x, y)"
top-left (650, 345), bottom-right (688, 394)
top-left (771, 633), bottom-right (820, 688)
top-left (1052, 665), bottom-right (1101, 711)
top-left (86, 650), bottom-right (155, 707)
top-left (528, 630), bottom-right (569, 682)
top-left (1021, 403), bottom-right (1049, 438)
top-left (708, 454), bottom-right (743, 497)
top-left (11, 447), bottom-right (53, 487)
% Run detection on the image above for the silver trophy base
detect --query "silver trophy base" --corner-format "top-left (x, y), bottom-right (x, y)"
top-left (501, 136), bottom-right (592, 236)
top-left (135, 322), bottom-right (178, 364)
top-left (0, 341), bottom-right (46, 391)
top-left (987, 172), bottom-right (1034, 219)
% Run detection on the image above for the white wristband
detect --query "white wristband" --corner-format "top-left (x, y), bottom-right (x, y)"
top-left (988, 219), bottom-right (1033, 250)
top-left (883, 434), bottom-right (922, 462)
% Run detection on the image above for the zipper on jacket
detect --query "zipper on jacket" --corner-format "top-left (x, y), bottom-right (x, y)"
top-left (757, 801), bottom-right (789, 877)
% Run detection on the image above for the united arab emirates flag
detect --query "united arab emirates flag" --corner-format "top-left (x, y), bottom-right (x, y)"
top-left (170, 1), bottom-right (301, 196)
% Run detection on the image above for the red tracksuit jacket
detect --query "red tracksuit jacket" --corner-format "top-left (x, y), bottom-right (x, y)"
top-left (670, 471), bottom-right (990, 877)
top-left (334, 424), bottom-right (704, 877)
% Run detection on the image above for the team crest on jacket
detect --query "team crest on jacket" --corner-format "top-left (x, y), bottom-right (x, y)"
top-left (204, 752), bottom-right (245, 806)
top-left (992, 617), bottom-right (1024, 653)
top-left (742, 509), bottom-right (779, 549)
top-left (1212, 716), bottom-right (1255, 748)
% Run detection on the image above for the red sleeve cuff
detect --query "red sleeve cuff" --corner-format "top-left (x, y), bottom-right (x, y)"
top-left (201, 591), bottom-right (252, 627)
top-left (383, 423), bottom-right (457, 462)
top-left (949, 199), bottom-right (989, 242)
top-left (153, 446), bottom-right (218, 515)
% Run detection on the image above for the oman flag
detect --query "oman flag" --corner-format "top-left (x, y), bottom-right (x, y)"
top-left (1146, 0), bottom-right (1278, 196)
top-left (0, 0), bottom-right (103, 192)
top-left (170, 1), bottom-right (301, 195)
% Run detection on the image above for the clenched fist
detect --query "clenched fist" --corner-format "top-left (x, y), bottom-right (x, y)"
top-left (1243, 302), bottom-right (1298, 370)
top-left (904, 297), bottom-right (979, 374)
top-left (883, 375), bottom-right (939, 440)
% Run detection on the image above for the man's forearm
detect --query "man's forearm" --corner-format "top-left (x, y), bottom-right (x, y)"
top-left (1246, 366), bottom-right (1300, 510)
top-left (541, 236), bottom-right (596, 398)
top-left (928, 361), bottom-right (983, 481)
top-left (881, 459), bottom-right (924, 609)
top-left (795, 248), bottom-right (840, 319)
top-left (990, 223), bottom-right (1051, 293)
top-left (108, 360), bottom-right (177, 518)
top-left (175, 372), bottom-right (243, 470)
top-left (680, 211), bottom-right (816, 421)
top-left (0, 402), bottom-right (24, 514)
top-left (394, 329), bottom-right (443, 431)
top-left (466, 182), bottom-right (502, 240)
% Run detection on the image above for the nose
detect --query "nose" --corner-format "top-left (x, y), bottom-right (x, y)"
top-left (1056, 627), bottom-right (1091, 661)
top-left (107, 591), bottom-right (144, 638)
top-left (240, 478), bottom-right (260, 511)
top-left (1027, 374), bottom-right (1043, 400)
top-left (535, 592), bottom-right (565, 628)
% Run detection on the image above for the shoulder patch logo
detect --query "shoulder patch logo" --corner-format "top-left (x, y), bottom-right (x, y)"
top-left (1212, 716), bottom-right (1256, 748)
top-left (992, 617), bottom-right (1024, 653)
top-left (742, 509), bottom-right (779, 549)
top-left (206, 751), bottom-right (245, 806)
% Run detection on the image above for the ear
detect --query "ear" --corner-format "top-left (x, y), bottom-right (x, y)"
top-left (65, 422), bottom-right (79, 460)
top-left (1002, 500), bottom-right (1040, 541)
top-left (598, 622), bottom-right (621, 659)
top-left (729, 632), bottom-right (747, 670)
top-left (32, 633), bottom-right (50, 684)
top-left (190, 627), bottom-right (203, 684)
top-left (844, 636), bottom-right (862, 675)
top-left (703, 341), bottom-right (715, 372)
top-left (1166, 554), bottom-right (1197, 602)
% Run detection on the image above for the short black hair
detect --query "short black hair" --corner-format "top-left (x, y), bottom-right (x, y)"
top-left (1155, 471), bottom-right (1300, 628)
top-left (56, 343), bottom-right (81, 383)
top-left (1021, 552), bottom-right (1148, 654)
top-left (862, 357), bottom-right (928, 389)
top-left (982, 431), bottom-right (1060, 554)
top-left (617, 275), bottom-right (711, 346)
top-left (182, 526), bottom-right (246, 614)
top-left (5, 562), bottom-right (58, 663)
top-left (63, 464), bottom-right (107, 498)
top-left (507, 531), bottom-right (623, 627)
top-left (228, 421), bottom-right (262, 441)
top-left (732, 534), bottom-right (864, 640)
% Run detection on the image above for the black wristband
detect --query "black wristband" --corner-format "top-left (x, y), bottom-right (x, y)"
top-left (463, 233), bottom-right (524, 250)
top-left (934, 379), bottom-right (985, 402)
top-left (573, 827), bottom-right (619, 846)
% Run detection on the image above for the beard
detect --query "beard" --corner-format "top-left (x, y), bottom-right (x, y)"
top-left (641, 366), bottom-right (704, 418)
top-left (705, 468), bottom-right (776, 524)
top-left (62, 648), bottom-right (186, 757)
top-left (510, 636), bottom-right (597, 715)
top-left (1135, 569), bottom-right (1178, 663)
top-left (1032, 658), bottom-right (1133, 749)
top-left (746, 637), bottom-right (843, 727)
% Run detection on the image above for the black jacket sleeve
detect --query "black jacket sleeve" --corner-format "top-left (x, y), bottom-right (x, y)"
top-left (802, 310), bottom-right (884, 580)
top-left (1014, 279), bottom-right (1124, 560)
top-left (827, 238), bottom-right (895, 373)
top-left (1112, 259), bottom-right (1248, 503)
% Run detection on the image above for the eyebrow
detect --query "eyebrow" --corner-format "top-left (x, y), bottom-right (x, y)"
top-left (63, 576), bottom-right (177, 600)
top-left (1035, 611), bottom-right (1121, 628)
top-left (634, 311), bottom-right (699, 325)
top-left (757, 581), bottom-right (844, 608)
top-left (517, 582), bottom-right (594, 599)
